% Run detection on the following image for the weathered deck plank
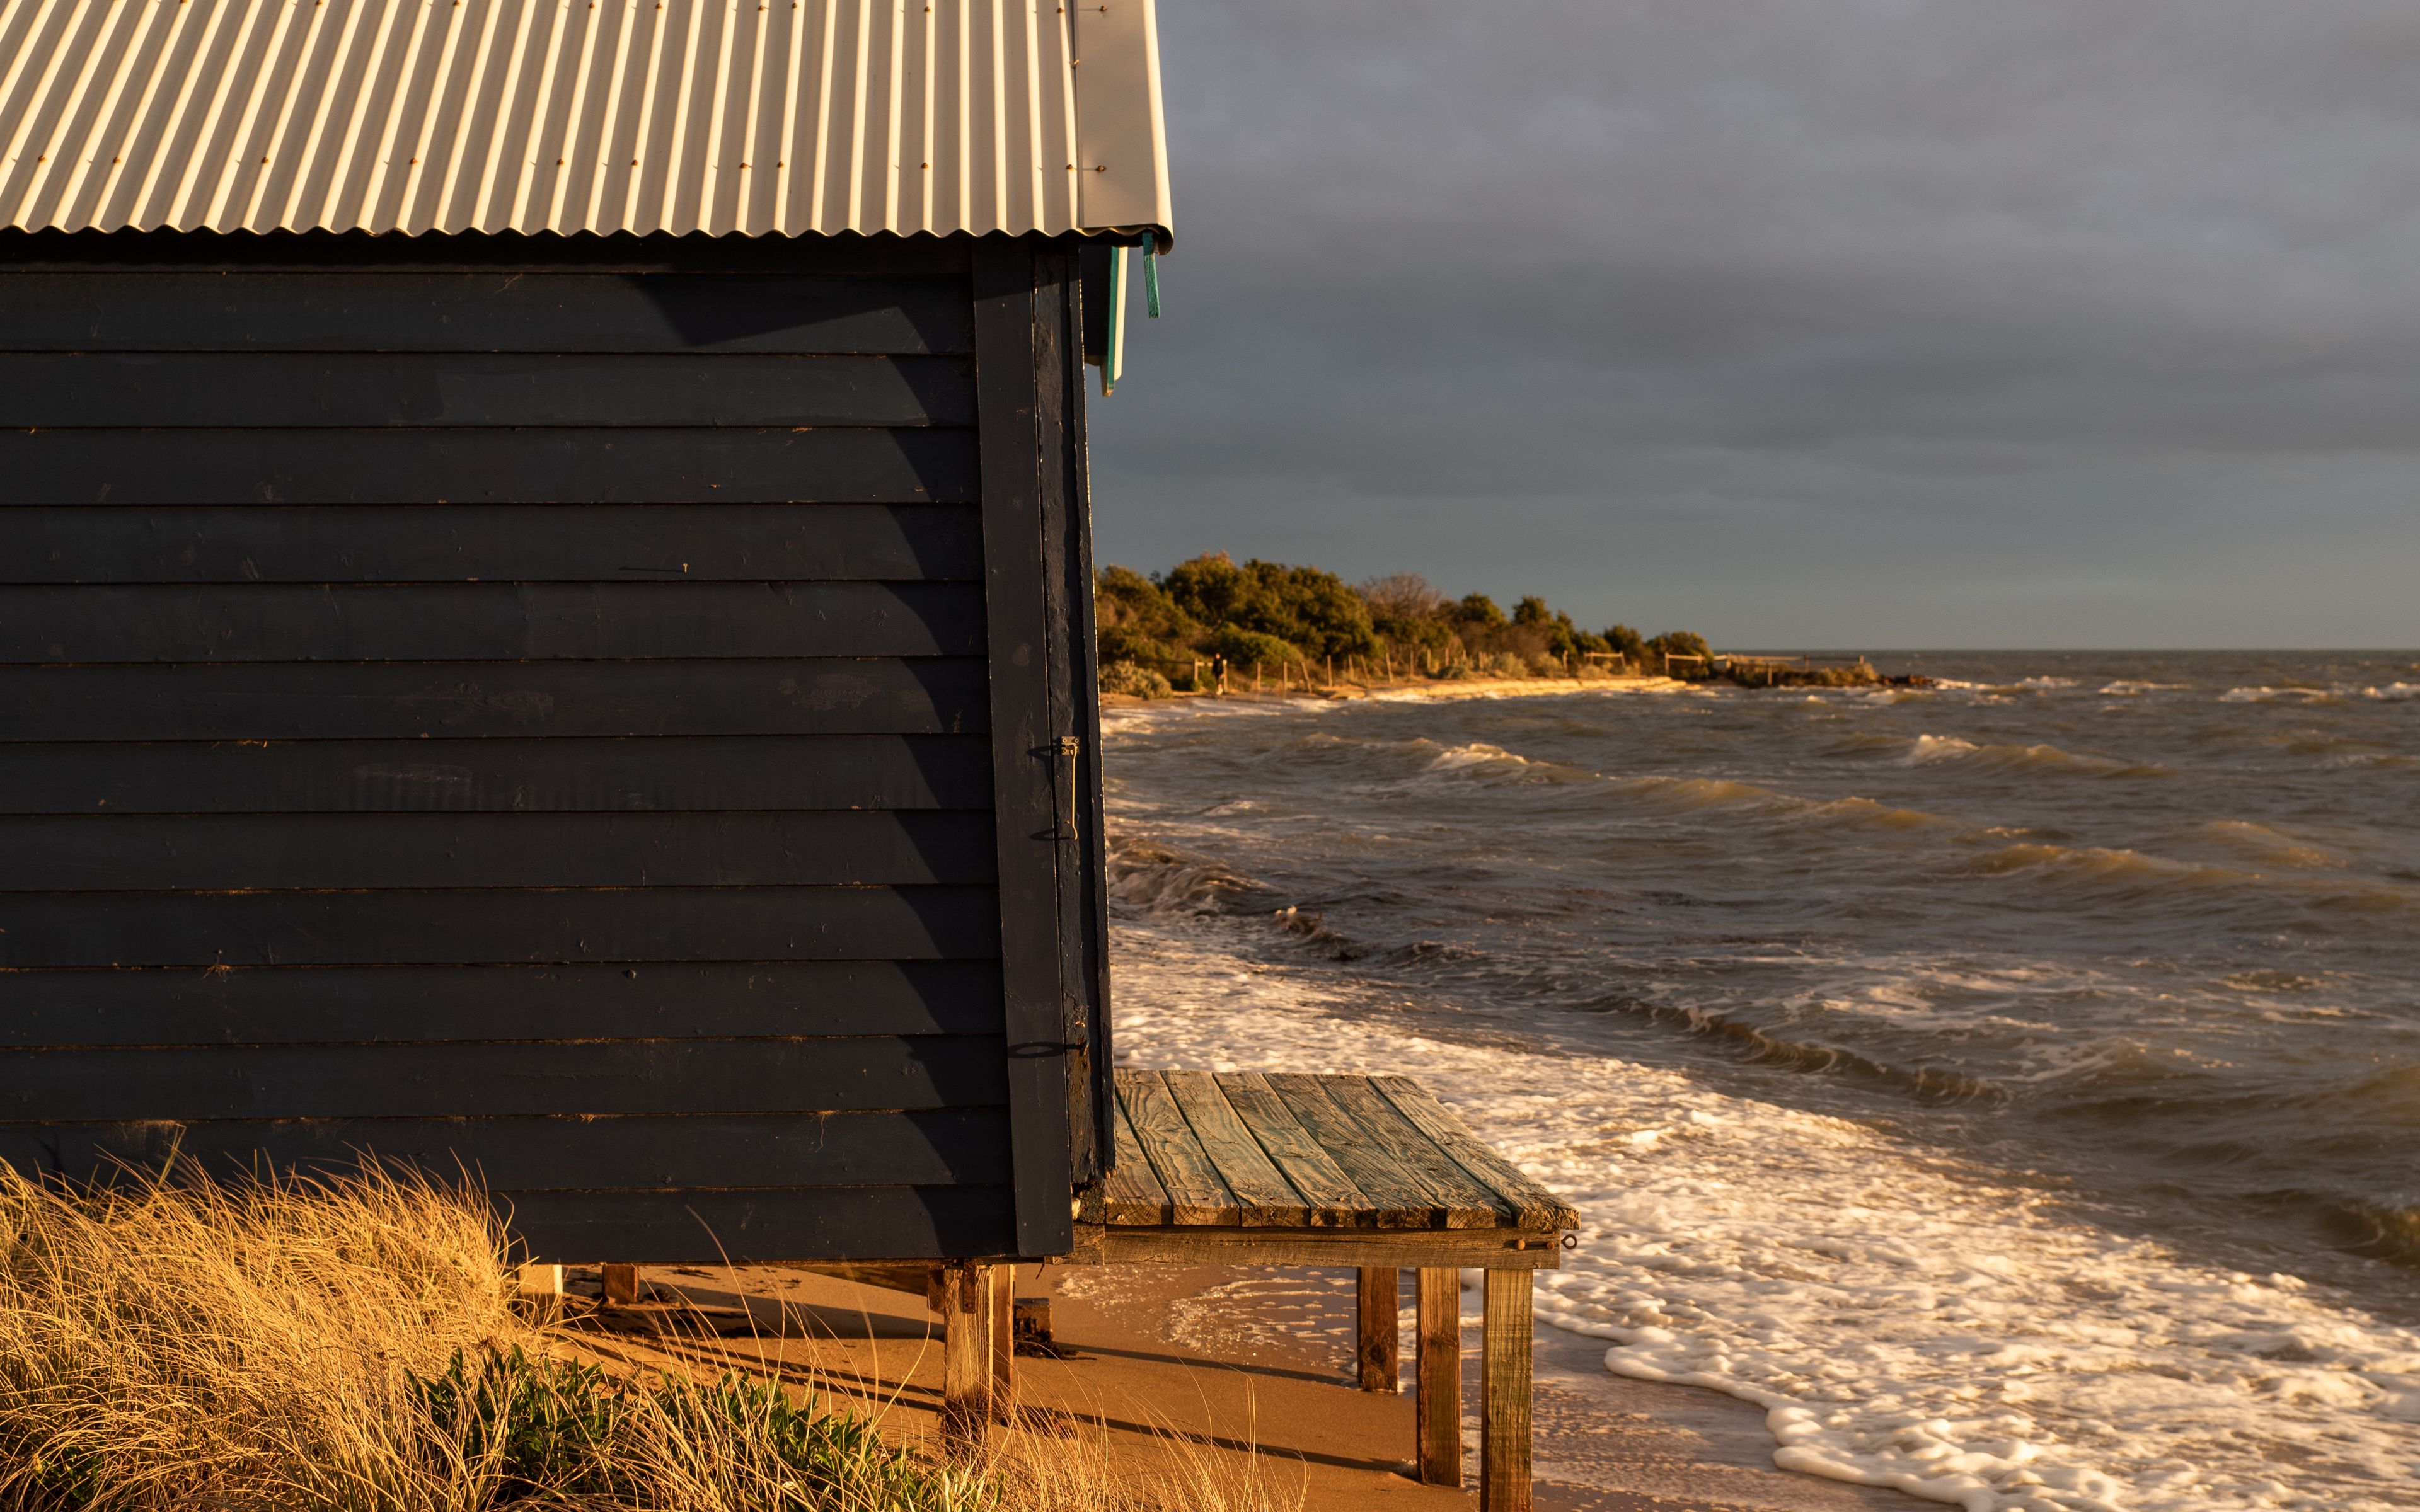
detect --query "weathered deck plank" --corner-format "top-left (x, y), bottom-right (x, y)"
top-left (1117, 1072), bottom-right (1236, 1225)
top-left (1163, 1070), bottom-right (1310, 1227)
top-left (1213, 1071), bottom-right (1371, 1227)
top-left (1372, 1075), bottom-right (1579, 1230)
top-left (1321, 1075), bottom-right (1509, 1229)
top-left (1265, 1073), bottom-right (1436, 1228)
top-left (1103, 1097), bottom-right (1173, 1225)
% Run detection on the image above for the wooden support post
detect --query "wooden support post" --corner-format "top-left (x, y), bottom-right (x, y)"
top-left (1480, 1269), bottom-right (1532, 1512)
top-left (601, 1263), bottom-right (639, 1305)
top-left (991, 1264), bottom-right (1016, 1413)
top-left (938, 1262), bottom-right (995, 1445)
top-left (1415, 1267), bottom-right (1462, 1486)
top-left (514, 1262), bottom-right (563, 1324)
top-left (1356, 1266), bottom-right (1398, 1392)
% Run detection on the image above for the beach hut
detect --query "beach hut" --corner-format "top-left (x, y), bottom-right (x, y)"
top-left (0, 0), bottom-right (1172, 1269)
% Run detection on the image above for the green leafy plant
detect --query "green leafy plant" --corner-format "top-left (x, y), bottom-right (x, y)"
top-left (18, 1445), bottom-right (105, 1511)
top-left (412, 1344), bottom-right (624, 1499)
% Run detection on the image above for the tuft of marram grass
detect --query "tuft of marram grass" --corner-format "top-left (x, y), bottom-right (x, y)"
top-left (0, 1161), bottom-right (534, 1509)
top-left (0, 1166), bottom-right (1300, 1512)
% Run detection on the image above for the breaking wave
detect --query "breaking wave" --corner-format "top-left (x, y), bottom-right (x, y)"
top-left (1906, 733), bottom-right (2169, 777)
top-left (2225, 681), bottom-right (2420, 704)
top-left (2223, 685), bottom-right (2339, 704)
top-left (1105, 837), bottom-right (1264, 917)
top-left (1422, 740), bottom-right (1538, 774)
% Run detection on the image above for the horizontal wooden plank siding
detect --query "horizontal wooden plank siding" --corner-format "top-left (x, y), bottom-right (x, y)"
top-left (0, 429), bottom-right (976, 505)
top-left (5, 1109), bottom-right (1015, 1189)
top-left (0, 736), bottom-right (994, 813)
top-left (0, 812), bottom-right (996, 890)
top-left (0, 274), bottom-right (976, 352)
top-left (3, 1038), bottom-right (1010, 1121)
top-left (0, 583), bottom-right (986, 663)
top-left (0, 659), bottom-right (989, 740)
top-left (0, 886), bottom-right (1003, 967)
top-left (0, 963), bottom-right (1007, 1046)
top-left (0, 355), bottom-right (977, 428)
top-left (0, 231), bottom-right (1060, 1264)
top-left (502, 1187), bottom-right (1017, 1263)
top-left (0, 505), bottom-right (984, 584)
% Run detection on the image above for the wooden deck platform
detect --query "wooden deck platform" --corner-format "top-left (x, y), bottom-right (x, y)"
top-left (1080, 1068), bottom-right (1576, 1250)
top-left (904, 1072), bottom-right (1577, 1508)
top-left (1054, 1070), bottom-right (1580, 1510)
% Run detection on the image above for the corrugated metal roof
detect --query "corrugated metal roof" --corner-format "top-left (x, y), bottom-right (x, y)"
top-left (0, 0), bottom-right (1170, 241)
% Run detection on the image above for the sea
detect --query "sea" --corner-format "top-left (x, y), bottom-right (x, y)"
top-left (1095, 650), bottom-right (2420, 1512)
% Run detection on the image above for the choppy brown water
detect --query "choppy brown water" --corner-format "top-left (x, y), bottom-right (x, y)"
top-left (1100, 651), bottom-right (2420, 1282)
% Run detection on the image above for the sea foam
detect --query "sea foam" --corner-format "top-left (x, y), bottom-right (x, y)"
top-left (1109, 912), bottom-right (2420, 1512)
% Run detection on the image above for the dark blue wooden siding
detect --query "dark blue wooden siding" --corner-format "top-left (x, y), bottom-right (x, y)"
top-left (0, 231), bottom-right (1102, 1263)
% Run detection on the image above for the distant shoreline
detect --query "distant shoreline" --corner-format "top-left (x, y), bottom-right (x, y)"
top-left (1107, 672), bottom-right (1758, 707)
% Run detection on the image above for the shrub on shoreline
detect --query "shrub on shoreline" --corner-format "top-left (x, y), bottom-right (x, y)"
top-left (1095, 554), bottom-right (1711, 687)
top-left (1101, 661), bottom-right (1176, 699)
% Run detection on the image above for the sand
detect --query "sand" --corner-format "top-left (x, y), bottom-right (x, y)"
top-left (559, 1261), bottom-right (1924, 1512)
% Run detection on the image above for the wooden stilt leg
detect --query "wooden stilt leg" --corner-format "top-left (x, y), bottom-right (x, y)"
top-left (1415, 1266), bottom-right (1463, 1486)
top-left (600, 1263), bottom-right (639, 1305)
top-left (1355, 1266), bottom-right (1399, 1392)
top-left (514, 1262), bottom-right (563, 1325)
top-left (990, 1263), bottom-right (1015, 1417)
top-left (1480, 1269), bottom-right (1532, 1512)
top-left (939, 1262), bottom-right (994, 1446)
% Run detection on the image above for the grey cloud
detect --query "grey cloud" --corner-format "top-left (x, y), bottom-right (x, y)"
top-left (1087, 0), bottom-right (2420, 644)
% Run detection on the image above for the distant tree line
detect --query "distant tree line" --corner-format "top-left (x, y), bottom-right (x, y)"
top-left (1095, 553), bottom-right (1713, 694)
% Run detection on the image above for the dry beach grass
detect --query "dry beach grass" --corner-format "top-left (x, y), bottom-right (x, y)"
top-left (0, 1166), bottom-right (1298, 1512)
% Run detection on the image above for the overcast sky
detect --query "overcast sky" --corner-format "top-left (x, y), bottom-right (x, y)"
top-left (1082, 0), bottom-right (2420, 648)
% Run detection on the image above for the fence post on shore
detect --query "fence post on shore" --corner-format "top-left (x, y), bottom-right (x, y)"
top-left (1255, 661), bottom-right (1262, 693)
top-left (1327, 654), bottom-right (1334, 689)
